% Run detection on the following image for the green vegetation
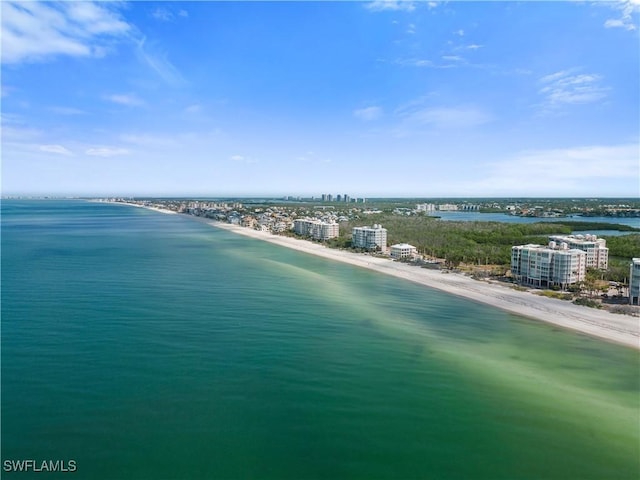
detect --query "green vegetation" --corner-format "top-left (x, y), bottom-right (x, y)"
top-left (337, 214), bottom-right (625, 266)
top-left (562, 221), bottom-right (639, 232)
top-left (536, 291), bottom-right (573, 301)
top-left (605, 234), bottom-right (640, 259)
top-left (603, 234), bottom-right (640, 282)
top-left (573, 298), bottom-right (602, 309)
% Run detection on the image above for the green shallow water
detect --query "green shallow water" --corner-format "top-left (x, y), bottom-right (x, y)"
top-left (2, 200), bottom-right (639, 479)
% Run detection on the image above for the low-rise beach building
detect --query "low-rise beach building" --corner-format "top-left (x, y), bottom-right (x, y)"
top-left (511, 242), bottom-right (586, 289)
top-left (630, 258), bottom-right (640, 305)
top-left (548, 234), bottom-right (608, 269)
top-left (390, 243), bottom-right (417, 259)
top-left (352, 224), bottom-right (387, 252)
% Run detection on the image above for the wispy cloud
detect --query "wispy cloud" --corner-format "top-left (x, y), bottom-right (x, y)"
top-left (603, 0), bottom-right (639, 31)
top-left (295, 151), bottom-right (332, 164)
top-left (365, 1), bottom-right (416, 13)
top-left (395, 58), bottom-right (434, 67)
top-left (398, 105), bottom-right (492, 129)
top-left (354, 106), bottom-right (383, 121)
top-left (49, 106), bottom-right (86, 115)
top-left (151, 8), bottom-right (173, 22)
top-left (105, 94), bottom-right (145, 107)
top-left (150, 6), bottom-right (189, 22)
top-left (465, 143), bottom-right (639, 195)
top-left (120, 133), bottom-right (178, 148)
top-left (538, 69), bottom-right (609, 108)
top-left (40, 144), bottom-right (72, 155)
top-left (135, 36), bottom-right (186, 87)
top-left (230, 154), bottom-right (258, 164)
top-left (1, 1), bottom-right (130, 64)
top-left (85, 147), bottom-right (130, 157)
top-left (184, 104), bottom-right (202, 114)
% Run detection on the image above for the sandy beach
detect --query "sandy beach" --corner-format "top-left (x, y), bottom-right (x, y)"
top-left (128, 205), bottom-right (639, 350)
top-left (209, 220), bottom-right (639, 350)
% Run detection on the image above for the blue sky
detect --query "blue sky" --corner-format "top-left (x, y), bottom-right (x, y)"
top-left (2, 1), bottom-right (639, 197)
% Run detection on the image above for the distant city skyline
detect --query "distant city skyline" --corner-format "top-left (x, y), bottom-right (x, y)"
top-left (2, 1), bottom-right (639, 197)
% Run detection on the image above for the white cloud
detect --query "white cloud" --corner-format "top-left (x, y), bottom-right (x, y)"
top-left (40, 144), bottom-right (72, 155)
top-left (603, 0), bottom-right (639, 31)
top-left (466, 144), bottom-right (640, 195)
top-left (395, 56), bottom-right (469, 69)
top-left (397, 105), bottom-right (492, 129)
top-left (354, 106), bottom-right (383, 121)
top-left (135, 37), bottom-right (186, 87)
top-left (120, 133), bottom-right (178, 148)
top-left (396, 58), bottom-right (434, 67)
top-left (184, 104), bottom-right (202, 114)
top-left (49, 106), bottom-right (86, 115)
top-left (295, 151), bottom-right (332, 164)
top-left (455, 29), bottom-right (465, 36)
top-left (230, 154), bottom-right (258, 164)
top-left (85, 147), bottom-right (129, 157)
top-left (407, 23), bottom-right (417, 34)
top-left (539, 70), bottom-right (609, 107)
top-left (365, 1), bottom-right (416, 12)
top-left (151, 7), bottom-right (189, 22)
top-left (105, 94), bottom-right (144, 107)
top-left (1, 1), bottom-right (130, 64)
top-left (151, 8), bottom-right (173, 22)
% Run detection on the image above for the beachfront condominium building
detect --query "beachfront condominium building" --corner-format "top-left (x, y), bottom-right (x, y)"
top-left (352, 224), bottom-right (387, 252)
top-left (293, 218), bottom-right (339, 241)
top-left (548, 235), bottom-right (608, 269)
top-left (390, 243), bottom-right (417, 259)
top-left (511, 242), bottom-right (587, 289)
top-left (630, 258), bottom-right (640, 305)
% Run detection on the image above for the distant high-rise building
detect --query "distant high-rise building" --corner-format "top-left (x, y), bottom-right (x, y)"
top-left (344, 194), bottom-right (350, 202)
top-left (337, 194), bottom-right (342, 202)
top-left (321, 194), bottom-right (327, 202)
top-left (438, 204), bottom-right (459, 211)
top-left (416, 203), bottom-right (436, 213)
top-left (327, 194), bottom-right (333, 202)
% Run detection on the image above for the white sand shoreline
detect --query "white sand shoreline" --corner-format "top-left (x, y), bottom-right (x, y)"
top-left (125, 204), bottom-right (640, 350)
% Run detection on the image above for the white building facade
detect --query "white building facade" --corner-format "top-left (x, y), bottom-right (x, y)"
top-left (511, 243), bottom-right (587, 289)
top-left (390, 243), bottom-right (417, 259)
top-left (294, 219), bottom-right (339, 241)
top-left (548, 235), bottom-right (609, 269)
top-left (352, 224), bottom-right (387, 252)
top-left (630, 258), bottom-right (640, 306)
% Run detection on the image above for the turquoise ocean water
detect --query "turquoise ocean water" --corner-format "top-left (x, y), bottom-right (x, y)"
top-left (2, 200), bottom-right (639, 479)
